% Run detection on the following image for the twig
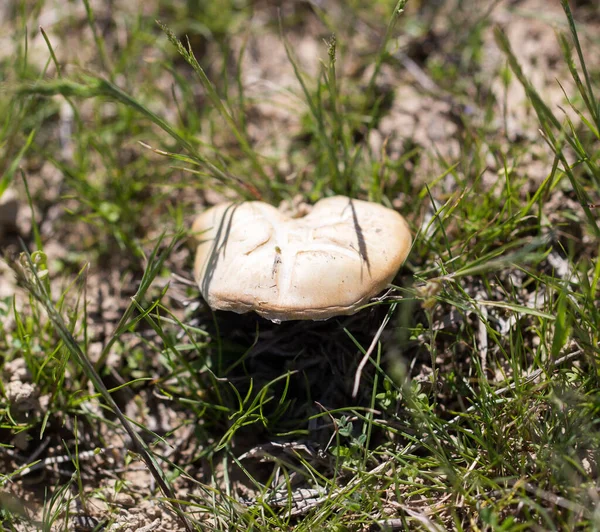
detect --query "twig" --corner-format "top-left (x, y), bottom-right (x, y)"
top-left (372, 506), bottom-right (444, 532)
top-left (1, 446), bottom-right (115, 478)
top-left (352, 304), bottom-right (396, 397)
top-left (475, 295), bottom-right (488, 376)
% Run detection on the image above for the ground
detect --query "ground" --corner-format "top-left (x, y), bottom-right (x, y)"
top-left (1, 0), bottom-right (600, 530)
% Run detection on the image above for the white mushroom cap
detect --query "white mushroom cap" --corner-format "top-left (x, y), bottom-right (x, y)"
top-left (192, 196), bottom-right (411, 322)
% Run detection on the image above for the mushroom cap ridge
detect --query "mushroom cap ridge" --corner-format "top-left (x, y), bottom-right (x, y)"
top-left (192, 196), bottom-right (411, 322)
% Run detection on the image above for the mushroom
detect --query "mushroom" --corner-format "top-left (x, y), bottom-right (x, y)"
top-left (191, 196), bottom-right (411, 322)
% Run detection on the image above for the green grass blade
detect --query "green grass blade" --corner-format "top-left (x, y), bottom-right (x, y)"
top-left (158, 21), bottom-right (270, 198)
top-left (560, 0), bottom-right (599, 130)
top-left (9, 247), bottom-right (193, 532)
top-left (0, 129), bottom-right (35, 196)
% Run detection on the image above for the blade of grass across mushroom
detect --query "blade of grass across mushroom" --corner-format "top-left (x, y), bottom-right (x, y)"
top-left (9, 244), bottom-right (193, 532)
top-left (158, 21), bottom-right (271, 199)
top-left (15, 77), bottom-right (261, 200)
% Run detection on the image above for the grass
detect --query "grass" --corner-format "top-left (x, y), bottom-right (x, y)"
top-left (1, 0), bottom-right (600, 530)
